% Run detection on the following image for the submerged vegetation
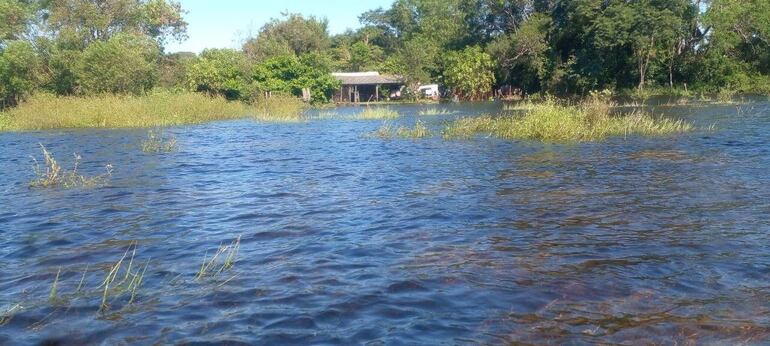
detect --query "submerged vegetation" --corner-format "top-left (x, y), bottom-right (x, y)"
top-left (97, 245), bottom-right (149, 313)
top-left (141, 129), bottom-right (178, 153)
top-left (196, 236), bottom-right (241, 280)
top-left (2, 236), bottom-right (241, 323)
top-left (30, 144), bottom-right (113, 189)
top-left (418, 107), bottom-right (455, 116)
top-left (359, 107), bottom-right (399, 120)
top-left (372, 120), bottom-right (432, 139)
top-left (442, 98), bottom-right (692, 142)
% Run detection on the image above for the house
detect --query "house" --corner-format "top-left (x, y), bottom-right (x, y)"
top-left (332, 72), bottom-right (404, 103)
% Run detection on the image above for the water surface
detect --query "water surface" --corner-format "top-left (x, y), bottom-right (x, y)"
top-left (1, 101), bottom-right (769, 344)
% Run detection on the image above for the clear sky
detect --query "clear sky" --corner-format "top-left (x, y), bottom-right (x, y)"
top-left (165, 0), bottom-right (394, 53)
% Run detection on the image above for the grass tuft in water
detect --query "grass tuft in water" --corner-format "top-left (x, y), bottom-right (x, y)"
top-left (418, 107), bottom-right (455, 116)
top-left (372, 120), bottom-right (432, 139)
top-left (0, 92), bottom-right (249, 131)
top-left (359, 107), bottom-right (399, 120)
top-left (49, 268), bottom-right (61, 304)
top-left (443, 97), bottom-right (692, 142)
top-left (0, 304), bottom-right (21, 326)
top-left (196, 236), bottom-right (241, 280)
top-left (141, 129), bottom-right (178, 153)
top-left (252, 95), bottom-right (307, 122)
top-left (98, 245), bottom-right (149, 313)
top-left (30, 144), bottom-right (113, 189)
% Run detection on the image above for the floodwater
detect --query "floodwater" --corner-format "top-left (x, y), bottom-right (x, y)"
top-left (1, 100), bottom-right (769, 345)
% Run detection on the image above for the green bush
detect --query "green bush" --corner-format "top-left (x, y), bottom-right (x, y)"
top-left (0, 40), bottom-right (41, 106)
top-left (76, 34), bottom-right (160, 95)
top-left (185, 49), bottom-right (251, 100)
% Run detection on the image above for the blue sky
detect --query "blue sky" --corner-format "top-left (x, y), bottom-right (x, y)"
top-left (165, 0), bottom-right (393, 53)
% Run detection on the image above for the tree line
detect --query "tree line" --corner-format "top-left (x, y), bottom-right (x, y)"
top-left (1, 0), bottom-right (769, 106)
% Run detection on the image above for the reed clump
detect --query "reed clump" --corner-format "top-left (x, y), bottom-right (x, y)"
top-left (252, 95), bottom-right (307, 122)
top-left (141, 129), bottom-right (178, 153)
top-left (0, 92), bottom-right (248, 131)
top-left (443, 97), bottom-right (692, 142)
top-left (195, 236), bottom-right (241, 280)
top-left (359, 107), bottom-right (399, 120)
top-left (373, 120), bottom-right (432, 139)
top-left (30, 144), bottom-right (113, 188)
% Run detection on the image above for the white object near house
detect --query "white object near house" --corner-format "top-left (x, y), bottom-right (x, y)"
top-left (418, 84), bottom-right (440, 98)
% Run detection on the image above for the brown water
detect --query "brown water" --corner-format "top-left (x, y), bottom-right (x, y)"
top-left (1, 101), bottom-right (769, 344)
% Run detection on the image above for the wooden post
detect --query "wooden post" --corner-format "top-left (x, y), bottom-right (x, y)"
top-left (376, 84), bottom-right (380, 102)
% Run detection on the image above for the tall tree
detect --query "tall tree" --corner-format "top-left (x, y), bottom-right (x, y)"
top-left (242, 14), bottom-right (331, 61)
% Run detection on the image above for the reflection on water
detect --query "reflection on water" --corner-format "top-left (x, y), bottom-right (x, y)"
top-left (1, 101), bottom-right (769, 344)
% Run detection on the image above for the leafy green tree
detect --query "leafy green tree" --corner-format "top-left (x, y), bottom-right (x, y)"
top-left (243, 14), bottom-right (331, 61)
top-left (76, 33), bottom-right (160, 94)
top-left (487, 13), bottom-right (551, 91)
top-left (43, 0), bottom-right (187, 49)
top-left (444, 46), bottom-right (495, 100)
top-left (185, 49), bottom-right (251, 100)
top-left (251, 54), bottom-right (340, 103)
top-left (0, 40), bottom-right (41, 106)
top-left (0, 0), bottom-right (31, 44)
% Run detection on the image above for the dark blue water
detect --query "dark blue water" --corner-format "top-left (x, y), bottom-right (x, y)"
top-left (1, 101), bottom-right (769, 344)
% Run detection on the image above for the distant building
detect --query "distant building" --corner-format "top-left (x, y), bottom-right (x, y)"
top-left (332, 72), bottom-right (404, 103)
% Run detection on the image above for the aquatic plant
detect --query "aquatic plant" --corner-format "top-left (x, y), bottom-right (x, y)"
top-left (49, 268), bottom-right (61, 303)
top-left (372, 120), bottom-right (432, 139)
top-left (418, 107), bottom-right (455, 116)
top-left (443, 98), bottom-right (692, 142)
top-left (0, 92), bottom-right (248, 131)
top-left (99, 245), bottom-right (149, 313)
top-left (141, 129), bottom-right (178, 153)
top-left (0, 304), bottom-right (21, 326)
top-left (358, 107), bottom-right (399, 120)
top-left (314, 110), bottom-right (341, 119)
top-left (30, 144), bottom-right (113, 189)
top-left (252, 95), bottom-right (307, 122)
top-left (195, 236), bottom-right (241, 280)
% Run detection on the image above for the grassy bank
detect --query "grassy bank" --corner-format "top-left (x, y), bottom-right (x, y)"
top-left (443, 98), bottom-right (692, 142)
top-left (0, 92), bottom-right (249, 131)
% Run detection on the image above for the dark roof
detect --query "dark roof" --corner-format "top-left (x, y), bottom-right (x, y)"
top-left (332, 72), bottom-right (404, 85)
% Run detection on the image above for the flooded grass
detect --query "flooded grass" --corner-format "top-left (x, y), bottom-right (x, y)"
top-left (30, 144), bottom-right (113, 189)
top-left (0, 92), bottom-right (249, 131)
top-left (98, 246), bottom-right (149, 312)
top-left (418, 107), bottom-right (455, 116)
top-left (141, 129), bottom-right (178, 153)
top-left (196, 236), bottom-right (241, 280)
top-left (443, 98), bottom-right (692, 142)
top-left (358, 107), bottom-right (399, 120)
top-left (372, 120), bottom-right (432, 139)
top-left (252, 95), bottom-right (307, 122)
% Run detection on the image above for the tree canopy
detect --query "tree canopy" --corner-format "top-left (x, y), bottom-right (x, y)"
top-left (1, 0), bottom-right (769, 107)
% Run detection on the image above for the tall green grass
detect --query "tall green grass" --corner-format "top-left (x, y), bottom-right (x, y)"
top-left (443, 98), bottom-right (692, 142)
top-left (252, 95), bottom-right (307, 122)
top-left (1, 92), bottom-right (249, 131)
